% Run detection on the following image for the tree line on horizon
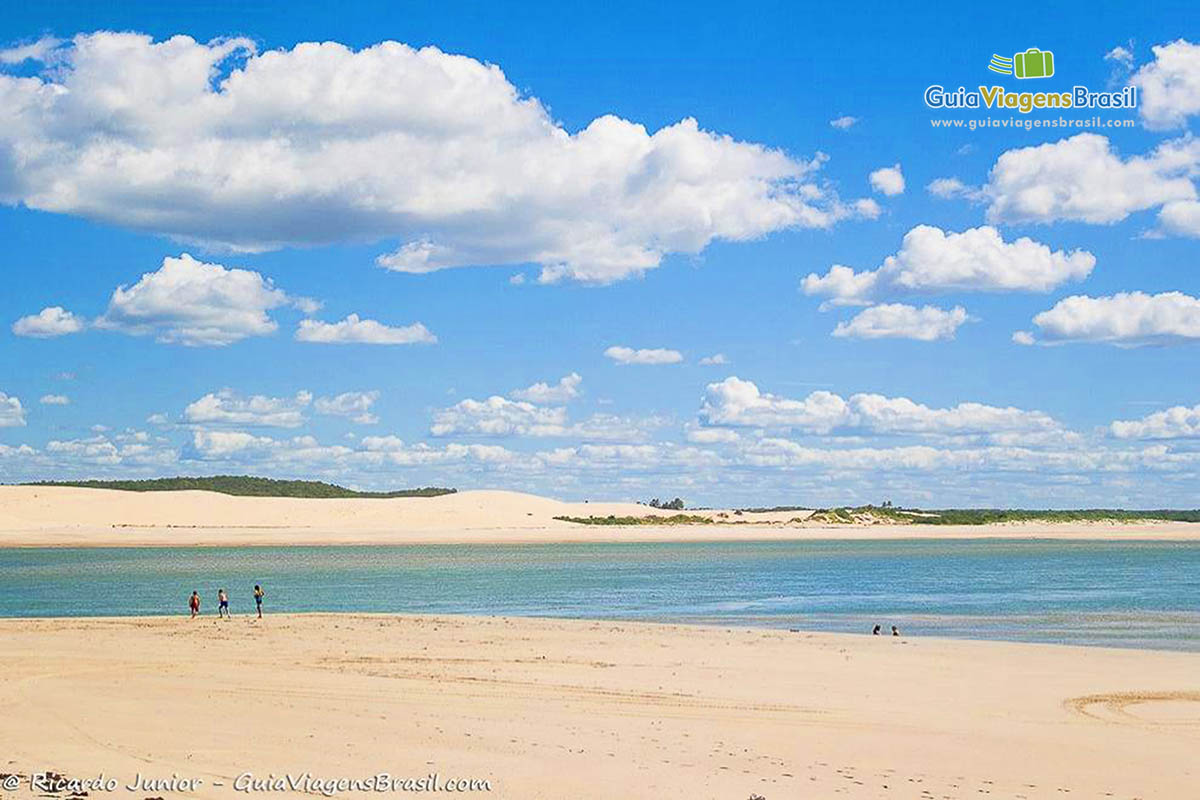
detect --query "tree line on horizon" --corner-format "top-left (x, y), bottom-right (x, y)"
top-left (648, 497), bottom-right (686, 510)
top-left (749, 504), bottom-right (1200, 524)
top-left (21, 476), bottom-right (457, 499)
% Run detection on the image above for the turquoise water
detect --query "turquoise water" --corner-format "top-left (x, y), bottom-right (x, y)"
top-left (2, 540), bottom-right (1199, 651)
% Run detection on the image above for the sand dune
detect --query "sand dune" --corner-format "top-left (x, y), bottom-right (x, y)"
top-left (0, 486), bottom-right (668, 545)
top-left (0, 486), bottom-right (647, 530)
top-left (0, 614), bottom-right (1197, 799)
top-left (1, 485), bottom-right (1198, 546)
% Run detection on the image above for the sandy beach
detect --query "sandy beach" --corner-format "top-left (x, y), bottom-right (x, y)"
top-left (0, 614), bottom-right (1196, 799)
top-left (1, 486), bottom-right (1198, 546)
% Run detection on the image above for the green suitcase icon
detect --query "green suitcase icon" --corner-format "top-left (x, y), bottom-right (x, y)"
top-left (1014, 48), bottom-right (1054, 79)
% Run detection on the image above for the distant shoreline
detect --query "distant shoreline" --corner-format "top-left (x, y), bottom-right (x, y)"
top-left (3, 486), bottom-right (1200, 547)
top-left (4, 523), bottom-right (1200, 548)
top-left (0, 611), bottom-right (1194, 651)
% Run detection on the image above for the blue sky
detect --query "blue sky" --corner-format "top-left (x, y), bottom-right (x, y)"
top-left (1, 0), bottom-right (1198, 506)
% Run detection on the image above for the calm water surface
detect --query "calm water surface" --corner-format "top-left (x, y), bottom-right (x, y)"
top-left (1, 539), bottom-right (1198, 651)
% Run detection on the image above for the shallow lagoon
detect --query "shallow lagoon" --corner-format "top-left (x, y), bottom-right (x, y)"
top-left (2, 538), bottom-right (1198, 650)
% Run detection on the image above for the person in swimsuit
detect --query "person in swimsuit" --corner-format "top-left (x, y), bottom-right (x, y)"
top-left (253, 585), bottom-right (265, 619)
top-left (891, 625), bottom-right (900, 637)
top-left (218, 588), bottom-right (230, 618)
top-left (872, 624), bottom-right (881, 635)
top-left (189, 591), bottom-right (200, 618)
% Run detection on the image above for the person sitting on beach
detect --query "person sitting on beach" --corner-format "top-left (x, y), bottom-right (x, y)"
top-left (253, 584), bottom-right (265, 619)
top-left (872, 624), bottom-right (881, 635)
top-left (189, 591), bottom-right (200, 618)
top-left (218, 588), bottom-right (230, 619)
top-left (891, 625), bottom-right (900, 637)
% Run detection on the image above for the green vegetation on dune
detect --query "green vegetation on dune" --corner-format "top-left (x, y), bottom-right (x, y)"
top-left (906, 508), bottom-right (1200, 525)
top-left (807, 508), bottom-right (862, 524)
top-left (550, 505), bottom-right (1200, 528)
top-left (554, 514), bottom-right (713, 526)
top-left (804, 505), bottom-right (1200, 525)
top-left (556, 506), bottom-right (1200, 527)
top-left (23, 476), bottom-right (456, 499)
top-left (736, 505), bottom-right (809, 514)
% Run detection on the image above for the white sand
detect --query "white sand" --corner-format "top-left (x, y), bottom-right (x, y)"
top-left (0, 614), bottom-right (1197, 799)
top-left (0, 486), bottom-right (1197, 546)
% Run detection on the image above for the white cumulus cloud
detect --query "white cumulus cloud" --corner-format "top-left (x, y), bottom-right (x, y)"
top-left (189, 430), bottom-right (278, 459)
top-left (314, 391), bottom-right (381, 424)
top-left (829, 115), bottom-right (858, 130)
top-left (12, 307), bottom-right (85, 338)
top-left (1158, 200), bottom-right (1200, 237)
top-left (698, 377), bottom-right (1060, 438)
top-left (1025, 291), bottom-right (1200, 346)
top-left (430, 395), bottom-right (650, 440)
top-left (1111, 404), bottom-right (1200, 439)
top-left (604, 346), bottom-right (684, 365)
top-left (183, 389), bottom-right (313, 428)
top-left (852, 198), bottom-right (882, 219)
top-left (868, 163), bottom-right (905, 196)
top-left (698, 377), bottom-right (850, 433)
top-left (832, 304), bottom-right (969, 341)
top-left (95, 254), bottom-right (312, 346)
top-left (0, 32), bottom-right (869, 284)
top-left (684, 423), bottom-right (741, 444)
top-left (1131, 39), bottom-right (1200, 129)
top-left (0, 443), bottom-right (36, 458)
top-left (0, 37), bottom-right (62, 64)
top-left (39, 394), bottom-right (70, 405)
top-left (802, 225), bottom-right (1094, 306)
top-left (430, 398), bottom-right (558, 438)
top-left (295, 314), bottom-right (436, 345)
top-left (983, 133), bottom-right (1199, 225)
top-left (45, 436), bottom-right (120, 465)
top-left (510, 373), bottom-right (582, 404)
top-left (0, 392), bottom-right (25, 427)
top-left (926, 177), bottom-right (979, 200)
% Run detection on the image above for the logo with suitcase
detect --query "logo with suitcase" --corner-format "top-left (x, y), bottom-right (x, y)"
top-left (988, 48), bottom-right (1055, 79)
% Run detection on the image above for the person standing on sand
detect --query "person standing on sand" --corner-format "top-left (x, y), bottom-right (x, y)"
top-left (218, 588), bottom-right (230, 619)
top-left (253, 584), bottom-right (265, 619)
top-left (189, 591), bottom-right (200, 618)
top-left (892, 625), bottom-right (900, 637)
top-left (872, 624), bottom-right (881, 635)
